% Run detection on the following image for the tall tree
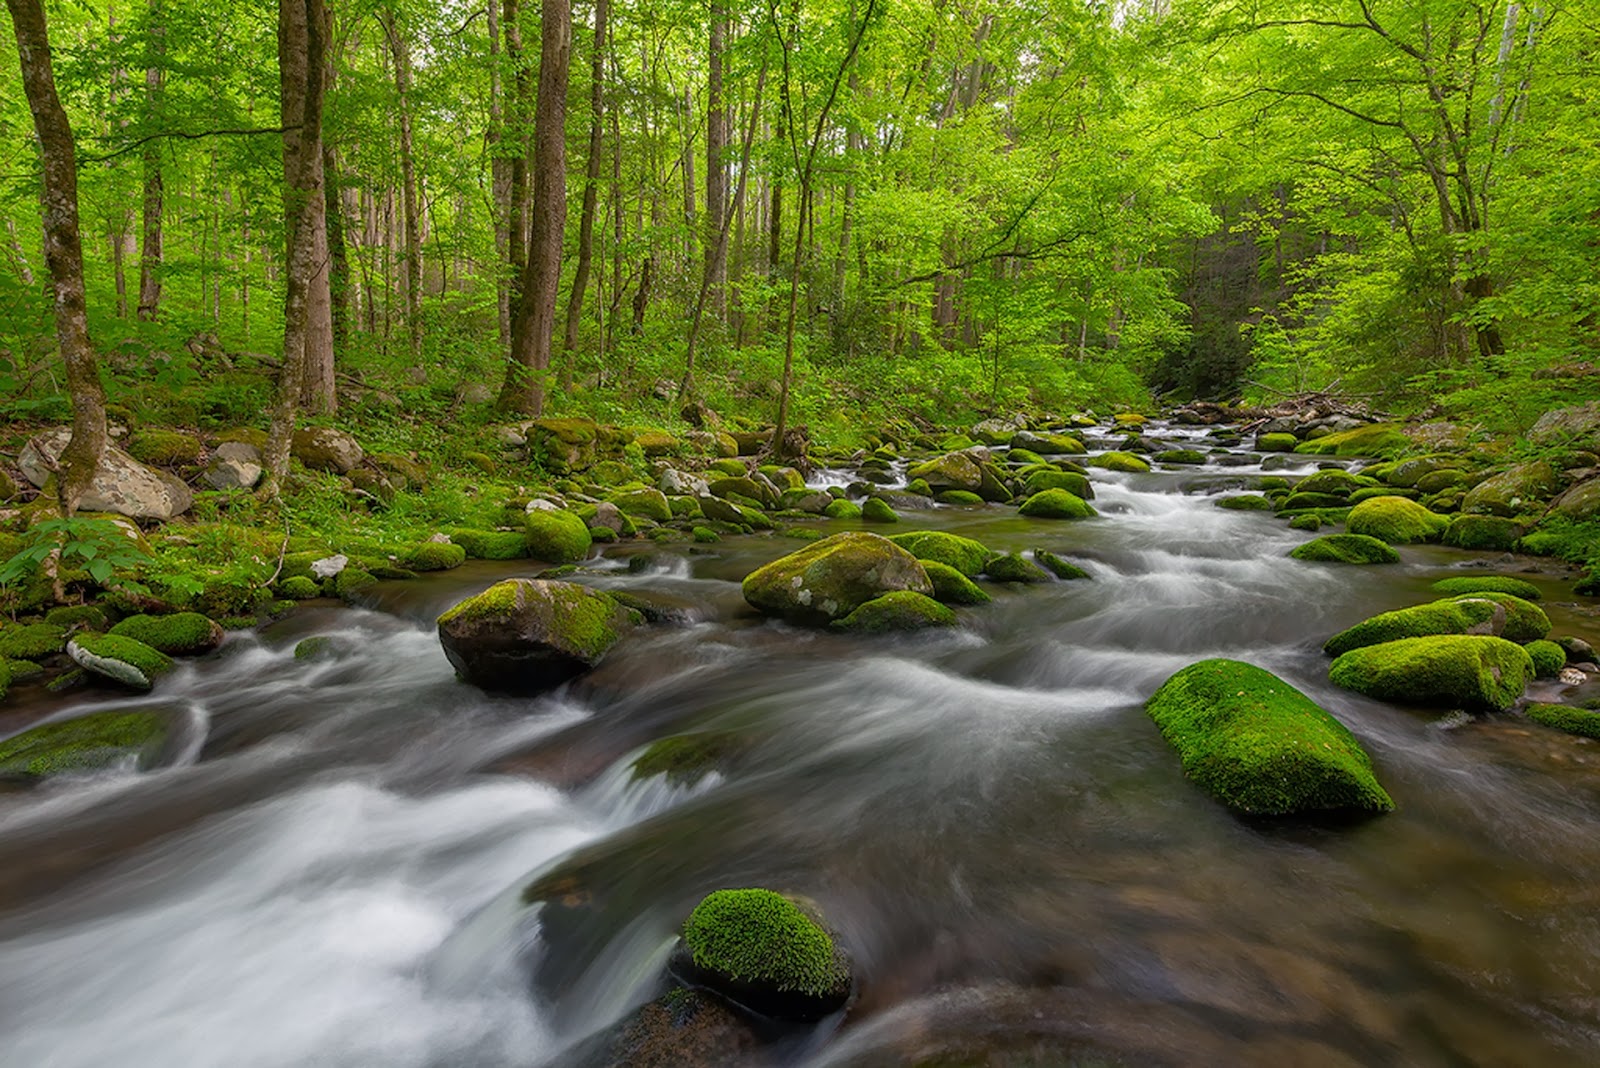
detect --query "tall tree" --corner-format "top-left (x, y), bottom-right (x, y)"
top-left (379, 5), bottom-right (422, 360)
top-left (559, 0), bottom-right (607, 385)
top-left (135, 0), bottom-right (165, 321)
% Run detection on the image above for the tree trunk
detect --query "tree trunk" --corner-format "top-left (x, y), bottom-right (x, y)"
top-left (279, 0), bottom-right (335, 415)
top-left (324, 142), bottom-right (350, 349)
top-left (504, 0), bottom-right (533, 320)
top-left (487, 0), bottom-right (511, 349)
top-left (380, 8), bottom-right (422, 360)
top-left (560, 0), bottom-right (607, 389)
top-left (704, 4), bottom-right (728, 316)
top-left (263, 0), bottom-right (328, 494)
top-left (8, 0), bottom-right (107, 516)
top-left (135, 0), bottom-right (165, 321)
top-left (498, 0), bottom-right (570, 415)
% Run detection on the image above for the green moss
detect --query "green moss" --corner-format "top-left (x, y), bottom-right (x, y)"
top-left (1216, 494), bottom-right (1276, 511)
top-left (741, 531), bottom-right (932, 625)
top-left (1006, 448), bottom-right (1044, 465)
top-left (1350, 486), bottom-right (1417, 504)
top-left (630, 732), bottom-right (744, 787)
top-left (293, 636), bottom-right (336, 661)
top-left (861, 497), bottom-right (900, 523)
top-left (831, 590), bottom-right (957, 633)
top-left (936, 490), bottom-right (985, 505)
top-left (1033, 549), bottom-right (1090, 579)
top-left (922, 561), bottom-right (991, 605)
top-left (277, 575), bottom-right (322, 599)
top-left (0, 709), bottom-right (168, 776)
top-left (438, 578), bottom-right (523, 623)
top-left (127, 429), bottom-right (203, 466)
top-left (1346, 496), bottom-right (1449, 544)
top-left (1443, 515), bottom-right (1523, 551)
top-left (1323, 599), bottom-right (1506, 657)
top-left (1294, 423), bottom-right (1409, 457)
top-left (1328, 635), bottom-right (1532, 712)
top-left (1087, 451), bottom-right (1151, 473)
top-left (399, 542), bottom-right (468, 571)
top-left (1145, 659), bottom-right (1393, 815)
top-left (1018, 488), bottom-right (1097, 519)
top-left (886, 530), bottom-right (993, 577)
top-left (905, 477), bottom-right (933, 497)
top-left (70, 633), bottom-right (175, 688)
top-left (822, 498), bottom-right (861, 520)
top-left (1155, 449), bottom-right (1206, 465)
top-left (681, 889), bottom-right (841, 997)
top-left (43, 604), bottom-right (108, 630)
top-left (984, 552), bottom-right (1051, 583)
top-left (0, 623), bottom-right (68, 661)
top-left (109, 612), bottom-right (222, 655)
top-left (4, 657), bottom-right (41, 683)
top-left (1020, 469), bottom-right (1092, 499)
top-left (462, 450), bottom-right (497, 474)
top-left (1430, 575), bottom-right (1540, 600)
top-left (1289, 534), bottom-right (1399, 565)
top-left (1295, 469), bottom-right (1368, 497)
top-left (438, 579), bottom-right (630, 661)
top-left (1281, 491), bottom-right (1348, 511)
top-left (1026, 432), bottom-right (1088, 454)
top-left (524, 508), bottom-right (593, 563)
top-left (1527, 703), bottom-right (1600, 740)
top-left (612, 487), bottom-right (673, 522)
top-left (1526, 640), bottom-right (1567, 678)
top-left (1257, 432), bottom-right (1298, 452)
top-left (334, 568), bottom-right (378, 603)
top-left (1288, 514), bottom-right (1323, 531)
top-left (1444, 592), bottom-right (1549, 643)
top-left (692, 526), bottom-right (720, 543)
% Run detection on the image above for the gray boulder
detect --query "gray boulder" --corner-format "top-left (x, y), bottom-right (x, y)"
top-left (20, 428), bottom-right (193, 520)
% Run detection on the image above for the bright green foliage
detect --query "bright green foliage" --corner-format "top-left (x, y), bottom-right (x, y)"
top-left (1527, 704), bottom-right (1600, 740)
top-left (1329, 636), bottom-right (1532, 712)
top-left (860, 497), bottom-right (899, 523)
top-left (831, 591), bottom-right (957, 634)
top-left (524, 509), bottom-right (593, 563)
top-left (45, 604), bottom-right (109, 630)
top-left (0, 710), bottom-right (167, 777)
top-left (109, 612), bottom-right (222, 655)
top-left (0, 623), bottom-right (69, 660)
top-left (922, 561), bottom-right (991, 605)
top-left (1444, 593), bottom-right (1549, 643)
top-left (449, 529), bottom-right (529, 560)
top-left (398, 542), bottom-right (468, 571)
top-left (983, 553), bottom-right (1052, 583)
top-left (1346, 497), bottom-right (1448, 544)
top-left (1525, 640), bottom-right (1567, 678)
top-left (1018, 489), bottom-right (1097, 519)
top-left (681, 889), bottom-right (841, 997)
top-left (1294, 426), bottom-right (1408, 457)
top-left (0, 518), bottom-right (153, 593)
top-left (1087, 451), bottom-right (1151, 473)
top-left (1323, 599), bottom-right (1506, 657)
top-left (1144, 659), bottom-right (1392, 815)
top-left (1288, 534), bottom-right (1399, 565)
top-left (886, 530), bottom-right (993, 577)
top-left (1033, 549), bottom-right (1090, 580)
top-left (1430, 576), bottom-right (1541, 601)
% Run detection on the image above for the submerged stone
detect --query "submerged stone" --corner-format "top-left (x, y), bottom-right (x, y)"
top-left (1288, 534), bottom-right (1399, 565)
top-left (0, 707), bottom-right (171, 777)
top-left (831, 591), bottom-right (957, 634)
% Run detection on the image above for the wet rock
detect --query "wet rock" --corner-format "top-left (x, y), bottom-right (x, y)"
top-left (983, 552), bottom-right (1052, 583)
top-left (107, 612), bottom-right (225, 655)
top-left (1345, 496), bottom-right (1448, 544)
top-left (922, 561), bottom-right (991, 605)
top-left (567, 988), bottom-right (771, 1068)
top-left (1086, 451), bottom-right (1150, 473)
top-left (1323, 599), bottom-right (1509, 657)
top-left (67, 634), bottom-right (175, 690)
top-left (1442, 514), bottom-right (1523, 551)
top-left (1461, 461), bottom-right (1560, 517)
top-left (1011, 430), bottom-right (1086, 455)
top-left (905, 452), bottom-right (987, 495)
top-left (290, 426), bottom-right (365, 473)
top-left (1549, 477), bottom-right (1600, 522)
top-left (1329, 635), bottom-right (1532, 712)
top-left (19, 428), bottom-right (193, 520)
top-left (660, 468), bottom-right (711, 497)
top-left (0, 707), bottom-right (174, 778)
top-left (886, 530), bottom-right (994, 577)
top-left (1018, 488), bottom-right (1097, 519)
top-left (742, 531), bottom-right (932, 626)
top-left (202, 441), bottom-right (263, 490)
top-left (831, 591), bottom-right (957, 633)
top-left (436, 578), bottom-right (639, 694)
top-left (1288, 534), bottom-right (1398, 565)
top-left (525, 508), bottom-right (594, 563)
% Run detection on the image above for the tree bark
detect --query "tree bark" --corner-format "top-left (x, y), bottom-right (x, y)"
top-left (8, 0), bottom-right (107, 517)
top-left (136, 0), bottom-right (165, 321)
top-left (380, 7), bottom-right (422, 360)
top-left (487, 0), bottom-right (512, 349)
top-left (560, 0), bottom-right (608, 387)
top-left (704, 5), bottom-right (728, 315)
top-left (504, 0), bottom-right (533, 320)
top-left (498, 0), bottom-right (570, 415)
top-left (324, 142), bottom-right (350, 349)
top-left (279, 0), bottom-right (335, 414)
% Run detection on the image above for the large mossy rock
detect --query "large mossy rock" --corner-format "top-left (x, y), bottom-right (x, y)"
top-left (1430, 575), bottom-right (1541, 601)
top-left (886, 530), bottom-right (993, 577)
top-left (1011, 430), bottom-right (1086, 455)
top-left (1020, 468), bottom-right (1093, 500)
top-left (907, 452), bottom-right (985, 494)
top-left (831, 591), bottom-right (957, 634)
top-left (524, 507), bottom-right (594, 563)
top-left (290, 426), bottom-right (365, 473)
top-left (1144, 659), bottom-right (1393, 816)
top-left (1018, 488), bottom-right (1097, 519)
top-left (67, 634), bottom-right (175, 690)
top-left (127, 428), bottom-right (203, 466)
top-left (741, 531), bottom-right (932, 626)
top-left (1288, 534), bottom-right (1399, 565)
top-left (1528, 401), bottom-right (1600, 449)
top-left (922, 561), bottom-right (991, 605)
top-left (202, 441), bottom-right (264, 490)
top-left (436, 578), bottom-right (638, 694)
top-left (1442, 514), bottom-right (1523, 551)
top-left (1527, 703), bottom-right (1600, 740)
top-left (1461, 461), bottom-right (1560, 517)
top-left (19, 428), bottom-right (193, 520)
top-left (0, 708), bottom-right (171, 777)
top-left (1323, 599), bottom-right (1509, 657)
top-left (1346, 496), bottom-right (1448, 544)
top-left (1328, 635), bottom-right (1532, 712)
top-left (1444, 592), bottom-right (1549, 643)
top-left (1549, 477), bottom-right (1600, 522)
top-left (669, 888), bottom-right (852, 1022)
top-left (1086, 451), bottom-right (1151, 473)
top-left (1293, 423), bottom-right (1408, 457)
top-left (108, 612), bottom-right (224, 655)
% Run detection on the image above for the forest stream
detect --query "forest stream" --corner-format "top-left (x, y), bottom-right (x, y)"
top-left (2, 422), bottom-right (1599, 1068)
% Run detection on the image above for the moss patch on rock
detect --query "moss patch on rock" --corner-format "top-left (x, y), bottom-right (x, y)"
top-left (1018, 488), bottom-right (1097, 519)
top-left (524, 508), bottom-right (594, 563)
top-left (1527, 703), bottom-right (1600, 740)
top-left (1216, 494), bottom-right (1276, 511)
top-left (831, 590), bottom-right (957, 634)
top-left (108, 612), bottom-right (224, 655)
top-left (861, 497), bottom-right (900, 523)
top-left (1442, 515), bottom-right (1523, 551)
top-left (1289, 534), bottom-right (1399, 565)
top-left (68, 634), bottom-right (175, 690)
top-left (984, 552), bottom-right (1052, 583)
top-left (1033, 549), bottom-right (1090, 580)
top-left (922, 561), bottom-right (991, 605)
top-left (680, 889), bottom-right (845, 999)
top-left (277, 575), bottom-right (321, 599)
top-left (1329, 635), bottom-right (1532, 712)
top-left (1525, 640), bottom-right (1567, 678)
top-left (1293, 423), bottom-right (1408, 457)
top-left (399, 542), bottom-right (468, 571)
top-left (0, 622), bottom-right (69, 661)
top-left (0, 709), bottom-right (168, 777)
top-left (886, 530), bottom-right (993, 577)
top-left (1430, 575), bottom-right (1540, 600)
top-left (1346, 496), bottom-right (1448, 544)
top-left (630, 731), bottom-right (745, 788)
top-left (1445, 592), bottom-right (1549, 643)
top-left (1087, 451), bottom-right (1151, 473)
top-left (1323, 599), bottom-right (1507, 657)
top-left (437, 578), bottom-right (638, 693)
top-left (742, 531), bottom-right (932, 626)
top-left (1145, 659), bottom-right (1393, 816)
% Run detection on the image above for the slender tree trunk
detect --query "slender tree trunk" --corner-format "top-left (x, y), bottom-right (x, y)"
top-left (324, 142), bottom-right (350, 349)
top-left (704, 4), bottom-right (728, 315)
top-left (498, 0), bottom-right (570, 415)
top-left (279, 0), bottom-right (334, 414)
top-left (264, 0), bottom-right (328, 494)
top-left (5, 218), bottom-right (35, 284)
top-left (505, 0), bottom-right (533, 319)
top-left (380, 8), bottom-right (422, 360)
top-left (136, 0), bottom-right (165, 320)
top-left (487, 0), bottom-right (511, 349)
top-left (560, 0), bottom-right (608, 390)
top-left (8, 0), bottom-right (107, 516)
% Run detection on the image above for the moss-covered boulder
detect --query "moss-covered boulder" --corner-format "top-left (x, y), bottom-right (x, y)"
top-left (1145, 659), bottom-right (1393, 816)
top-left (1442, 515), bottom-right (1523, 551)
top-left (276, 575), bottom-right (321, 600)
top-left (290, 426), bottom-right (365, 473)
top-left (1216, 494), bottom-right (1277, 511)
top-left (1525, 640), bottom-right (1567, 678)
top-left (821, 498), bottom-right (861, 520)
top-left (1033, 549), bottom-right (1089, 579)
top-left (1346, 496), bottom-right (1448, 544)
top-left (0, 708), bottom-right (171, 777)
top-left (524, 507), bottom-right (594, 564)
top-left (1087, 451), bottom-right (1151, 473)
top-left (108, 612), bottom-right (224, 655)
top-left (983, 552), bottom-right (1052, 583)
top-left (741, 532), bottom-right (931, 626)
top-left (670, 889), bottom-right (852, 1021)
top-left (906, 452), bottom-right (985, 495)
top-left (1012, 431), bottom-right (1086, 455)
top-left (886, 530), bottom-right (993, 577)
top-left (1018, 488), bottom-right (1097, 519)
top-left (1281, 491), bottom-right (1349, 511)
top-left (1445, 592), bottom-right (1549, 643)
top-left (612, 487), bottom-right (673, 522)
top-left (922, 561), bottom-right (991, 605)
top-left (0, 622), bottom-right (68, 661)
top-left (1020, 469), bottom-right (1093, 500)
top-left (1430, 575), bottom-right (1540, 600)
top-left (709, 476), bottom-right (778, 509)
top-left (1461, 461), bottom-right (1560, 517)
top-left (1257, 432), bottom-right (1298, 452)
top-left (1293, 424), bottom-right (1408, 457)
top-left (859, 496), bottom-right (898, 523)
top-left (830, 591), bottom-right (957, 634)
top-left (1288, 534), bottom-right (1400, 565)
top-left (1323, 599), bottom-right (1509, 657)
top-left (437, 578), bottom-right (638, 694)
top-left (1294, 469), bottom-right (1367, 498)
top-left (1328, 635), bottom-right (1532, 712)
top-left (1527, 703), bottom-right (1600, 740)
top-left (127, 429), bottom-right (203, 466)
top-left (67, 634), bottom-right (175, 690)
top-left (399, 542), bottom-right (468, 572)
top-left (1155, 448), bottom-right (1206, 465)
top-left (1289, 514), bottom-right (1323, 531)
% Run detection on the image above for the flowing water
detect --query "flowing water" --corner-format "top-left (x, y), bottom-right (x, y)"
top-left (3, 424), bottom-right (1600, 1067)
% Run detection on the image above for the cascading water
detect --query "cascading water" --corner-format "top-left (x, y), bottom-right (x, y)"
top-left (2, 423), bottom-right (1598, 1067)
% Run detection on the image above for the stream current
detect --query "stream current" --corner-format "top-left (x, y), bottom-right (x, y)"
top-left (2, 424), bottom-right (1599, 1066)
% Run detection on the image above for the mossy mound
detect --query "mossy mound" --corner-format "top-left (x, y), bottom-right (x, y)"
top-left (630, 731), bottom-right (745, 788)
top-left (293, 636), bottom-right (338, 661)
top-left (1087, 451), bottom-right (1151, 473)
top-left (1145, 659), bottom-right (1393, 816)
top-left (1294, 469), bottom-right (1367, 498)
top-left (1281, 491), bottom-right (1349, 511)
top-left (822, 498), bottom-right (861, 520)
top-left (524, 508), bottom-right (594, 564)
top-left (887, 530), bottom-right (994, 577)
top-left (399, 542), bottom-right (468, 572)
top-left (437, 578), bottom-right (638, 693)
top-left (1527, 703), bottom-right (1600, 740)
top-left (126, 429), bottom-right (203, 466)
top-left (0, 708), bottom-right (169, 777)
top-left (984, 552), bottom-right (1051, 583)
top-left (67, 634), bottom-right (175, 690)
top-left (0, 622), bottom-right (69, 661)
top-left (1033, 549), bottom-right (1090, 580)
top-left (1257, 432), bottom-right (1298, 452)
top-left (448, 528), bottom-right (529, 560)
top-left (1323, 599), bottom-right (1508, 657)
top-left (831, 590), bottom-right (957, 634)
top-left (277, 575), bottom-right (321, 600)
top-left (1289, 534), bottom-right (1399, 565)
top-left (692, 526), bottom-right (720, 543)
top-left (1155, 449), bottom-right (1206, 465)
top-left (674, 888), bottom-right (851, 1020)
top-left (612, 487), bottom-right (673, 522)
top-left (45, 604), bottom-right (109, 630)
top-left (1294, 423), bottom-right (1408, 457)
top-left (1442, 515), bottom-right (1522, 551)
top-left (1216, 494), bottom-right (1276, 511)
top-left (108, 612), bottom-right (224, 655)
top-left (1018, 488), bottom-right (1097, 520)
top-left (742, 532), bottom-right (932, 626)
top-left (1021, 469), bottom-right (1093, 500)
top-left (1328, 635), bottom-right (1532, 712)
top-left (1349, 486), bottom-right (1417, 504)
top-left (334, 567), bottom-right (378, 603)
top-left (1525, 640), bottom-right (1567, 678)
top-left (936, 490), bottom-right (984, 505)
top-left (1346, 496), bottom-right (1449, 544)
top-left (1445, 592), bottom-right (1549, 643)
top-left (861, 497), bottom-right (900, 523)
top-left (1430, 575), bottom-right (1540, 601)
top-left (922, 561), bottom-right (991, 605)
top-left (1289, 514), bottom-right (1323, 531)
